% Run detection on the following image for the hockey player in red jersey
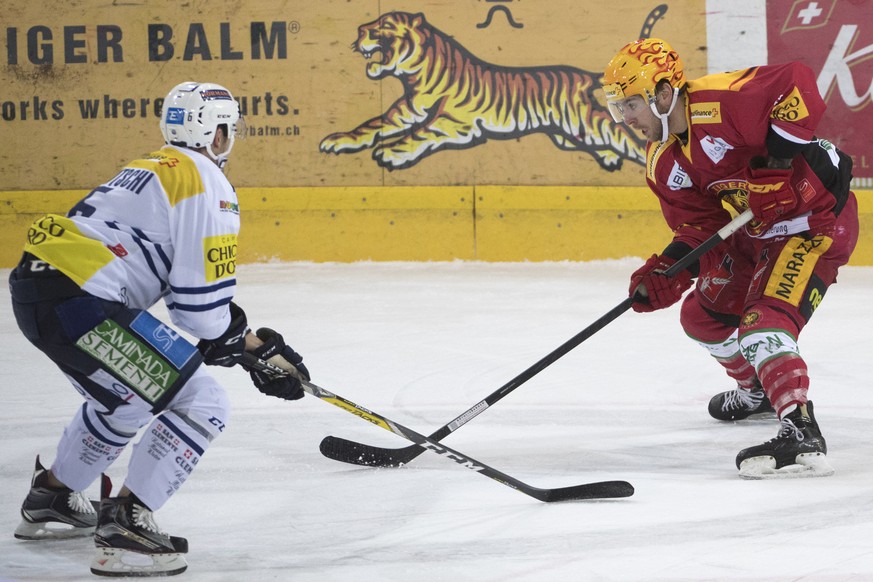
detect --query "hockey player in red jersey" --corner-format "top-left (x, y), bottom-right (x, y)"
top-left (9, 82), bottom-right (310, 576)
top-left (601, 39), bottom-right (858, 478)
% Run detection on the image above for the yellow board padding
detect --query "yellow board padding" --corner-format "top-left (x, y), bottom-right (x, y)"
top-left (1, 187), bottom-right (871, 266)
top-left (240, 187), bottom-right (474, 262)
top-left (245, 186), bottom-right (473, 211)
top-left (475, 186), bottom-right (670, 262)
top-left (0, 191), bottom-right (89, 215)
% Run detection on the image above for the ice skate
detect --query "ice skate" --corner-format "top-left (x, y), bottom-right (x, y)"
top-left (90, 476), bottom-right (188, 578)
top-left (736, 401), bottom-right (834, 479)
top-left (708, 383), bottom-right (775, 421)
top-left (14, 455), bottom-right (97, 540)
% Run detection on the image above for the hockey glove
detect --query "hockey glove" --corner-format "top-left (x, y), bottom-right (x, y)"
top-left (744, 164), bottom-right (797, 224)
top-left (245, 328), bottom-right (310, 401)
top-left (197, 302), bottom-right (249, 367)
top-left (628, 254), bottom-right (693, 313)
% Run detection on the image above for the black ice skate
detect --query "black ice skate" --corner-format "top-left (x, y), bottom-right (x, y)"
top-left (14, 455), bottom-right (97, 540)
top-left (90, 475), bottom-right (188, 578)
top-left (708, 383), bottom-right (775, 421)
top-left (736, 401), bottom-right (834, 479)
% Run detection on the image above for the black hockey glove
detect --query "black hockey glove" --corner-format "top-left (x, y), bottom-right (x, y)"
top-left (245, 328), bottom-right (310, 401)
top-left (197, 302), bottom-right (249, 367)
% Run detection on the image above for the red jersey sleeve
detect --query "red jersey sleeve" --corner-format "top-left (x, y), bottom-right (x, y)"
top-left (749, 62), bottom-right (826, 158)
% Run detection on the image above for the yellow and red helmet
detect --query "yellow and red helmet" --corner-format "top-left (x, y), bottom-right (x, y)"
top-left (601, 38), bottom-right (685, 122)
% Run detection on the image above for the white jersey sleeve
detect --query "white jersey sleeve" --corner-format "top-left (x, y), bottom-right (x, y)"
top-left (163, 149), bottom-right (241, 339)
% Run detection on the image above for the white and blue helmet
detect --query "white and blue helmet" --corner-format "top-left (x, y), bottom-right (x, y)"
top-left (160, 82), bottom-right (244, 164)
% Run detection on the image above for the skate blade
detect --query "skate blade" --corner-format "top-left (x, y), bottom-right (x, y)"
top-left (14, 519), bottom-right (95, 540)
top-left (90, 547), bottom-right (188, 577)
top-left (739, 452), bottom-right (835, 480)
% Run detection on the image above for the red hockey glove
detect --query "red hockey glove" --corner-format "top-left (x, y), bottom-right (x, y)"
top-left (628, 254), bottom-right (693, 313)
top-left (745, 166), bottom-right (797, 224)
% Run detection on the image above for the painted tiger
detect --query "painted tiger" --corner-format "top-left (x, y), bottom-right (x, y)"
top-left (319, 11), bottom-right (648, 171)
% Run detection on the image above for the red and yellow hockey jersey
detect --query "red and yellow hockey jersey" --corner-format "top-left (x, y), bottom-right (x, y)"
top-left (645, 61), bottom-right (853, 247)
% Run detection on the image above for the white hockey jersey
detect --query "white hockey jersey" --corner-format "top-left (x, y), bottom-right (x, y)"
top-left (24, 146), bottom-right (240, 341)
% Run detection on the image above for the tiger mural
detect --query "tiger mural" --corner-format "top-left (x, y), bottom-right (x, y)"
top-left (319, 11), bottom-right (652, 171)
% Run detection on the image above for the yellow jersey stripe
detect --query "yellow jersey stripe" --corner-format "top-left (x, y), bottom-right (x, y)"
top-left (127, 147), bottom-right (204, 207)
top-left (764, 235), bottom-right (834, 306)
top-left (23, 214), bottom-right (116, 286)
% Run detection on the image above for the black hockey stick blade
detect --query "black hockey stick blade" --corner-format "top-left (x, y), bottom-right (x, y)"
top-left (319, 209), bottom-right (755, 468)
top-left (540, 480), bottom-right (634, 502)
top-left (501, 479), bottom-right (634, 503)
top-left (242, 353), bottom-right (633, 502)
top-left (321, 419), bottom-right (464, 467)
top-left (320, 436), bottom-right (416, 467)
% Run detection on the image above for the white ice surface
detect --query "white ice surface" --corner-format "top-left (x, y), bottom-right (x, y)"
top-left (2, 260), bottom-right (872, 582)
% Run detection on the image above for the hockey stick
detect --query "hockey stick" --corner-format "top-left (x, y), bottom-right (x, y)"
top-left (320, 209), bottom-right (755, 468)
top-left (242, 353), bottom-right (634, 502)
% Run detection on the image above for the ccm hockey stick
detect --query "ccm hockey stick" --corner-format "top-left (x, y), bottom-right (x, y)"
top-left (242, 353), bottom-right (634, 502)
top-left (320, 209), bottom-right (755, 468)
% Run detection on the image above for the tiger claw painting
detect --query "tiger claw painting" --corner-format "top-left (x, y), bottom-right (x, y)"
top-left (319, 10), bottom-right (656, 172)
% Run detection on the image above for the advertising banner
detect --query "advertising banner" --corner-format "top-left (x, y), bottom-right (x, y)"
top-left (1, 1), bottom-right (706, 190)
top-left (767, 0), bottom-right (873, 188)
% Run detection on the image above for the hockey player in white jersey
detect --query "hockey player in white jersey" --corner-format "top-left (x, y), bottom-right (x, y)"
top-left (9, 82), bottom-right (309, 577)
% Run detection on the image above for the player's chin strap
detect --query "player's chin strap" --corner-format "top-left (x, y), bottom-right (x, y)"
top-left (650, 86), bottom-right (680, 143)
top-left (206, 135), bottom-right (235, 170)
top-left (206, 147), bottom-right (231, 171)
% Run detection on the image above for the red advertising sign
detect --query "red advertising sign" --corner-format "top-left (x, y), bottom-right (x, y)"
top-left (768, 0), bottom-right (873, 188)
